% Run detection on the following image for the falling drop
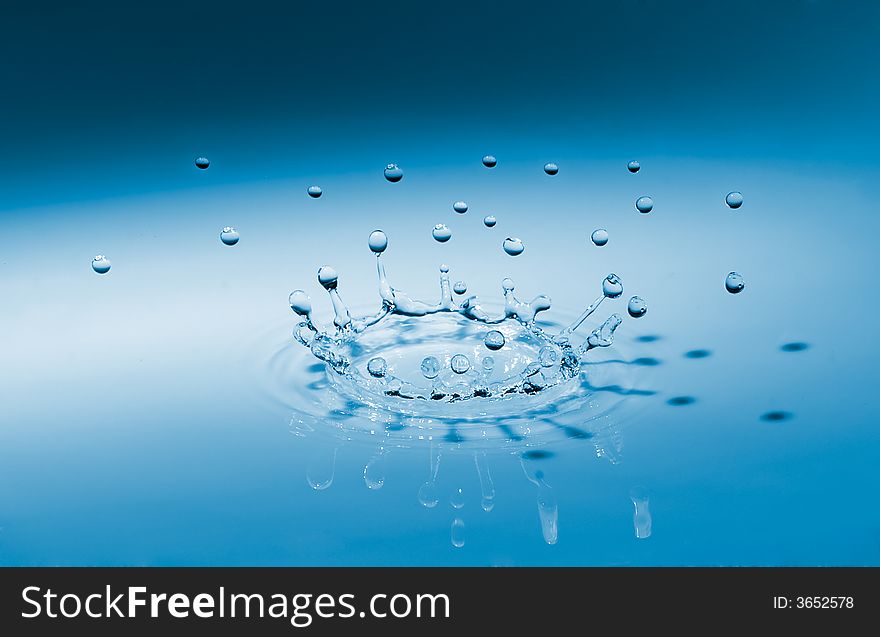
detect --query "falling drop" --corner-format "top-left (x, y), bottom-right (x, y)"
top-left (194, 156), bottom-right (210, 169)
top-left (420, 356), bottom-right (441, 379)
top-left (306, 447), bottom-right (337, 491)
top-left (91, 255), bottom-right (111, 275)
top-left (453, 280), bottom-right (468, 295)
top-left (725, 191), bottom-right (744, 209)
top-left (627, 160), bottom-right (640, 173)
top-left (307, 185), bottom-right (323, 198)
top-left (219, 227), bottom-right (240, 246)
top-left (503, 237), bottom-right (524, 256)
top-left (288, 290), bottom-right (312, 317)
top-left (451, 517), bottom-right (465, 548)
top-left (432, 224), bottom-right (452, 243)
top-left (367, 357), bottom-right (387, 378)
top-left (483, 215), bottom-right (497, 228)
top-left (483, 330), bottom-right (505, 351)
top-left (602, 273), bottom-right (624, 298)
top-left (635, 196), bottom-right (653, 214)
top-left (627, 296), bottom-right (647, 318)
top-left (451, 488), bottom-right (465, 509)
top-left (482, 154), bottom-right (497, 168)
top-left (725, 271), bottom-right (745, 294)
top-left (363, 450), bottom-right (386, 490)
top-left (630, 486), bottom-right (652, 539)
top-left (383, 163), bottom-right (403, 182)
top-left (450, 354), bottom-right (471, 374)
top-left (368, 229), bottom-right (388, 253)
top-left (590, 228), bottom-right (609, 246)
top-left (543, 162), bottom-right (559, 175)
top-left (453, 201), bottom-right (468, 214)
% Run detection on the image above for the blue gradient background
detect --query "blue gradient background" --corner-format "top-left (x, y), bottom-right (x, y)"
top-left (1, 0), bottom-right (878, 565)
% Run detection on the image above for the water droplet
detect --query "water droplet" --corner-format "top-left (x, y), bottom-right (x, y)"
top-left (317, 265), bottom-right (338, 290)
top-left (627, 296), bottom-right (647, 318)
top-left (483, 215), bottom-right (497, 228)
top-left (602, 273), bottom-right (623, 298)
top-left (432, 223), bottom-right (452, 242)
top-left (439, 264), bottom-right (450, 273)
top-left (383, 163), bottom-right (403, 182)
top-left (725, 191), bottom-right (744, 209)
top-left (420, 356), bottom-right (441, 379)
top-left (194, 156), bottom-right (210, 169)
top-left (481, 356), bottom-right (495, 371)
top-left (450, 354), bottom-right (471, 374)
top-left (367, 357), bottom-right (387, 378)
top-left (636, 196), bottom-right (653, 214)
top-left (307, 185), bottom-right (322, 198)
top-left (453, 280), bottom-right (468, 295)
top-left (627, 160), bottom-right (640, 173)
top-left (219, 227), bottom-right (240, 246)
top-left (418, 482), bottom-right (439, 508)
top-left (590, 228), bottom-right (609, 246)
top-left (482, 154), bottom-right (497, 168)
top-left (453, 201), bottom-right (468, 214)
top-left (484, 330), bottom-right (505, 351)
top-left (451, 517), bottom-right (465, 548)
top-left (368, 229), bottom-right (388, 253)
top-left (91, 255), bottom-right (111, 274)
top-left (725, 271), bottom-right (745, 294)
top-left (288, 290), bottom-right (312, 316)
top-left (503, 237), bottom-right (524, 256)
top-left (543, 162), bottom-right (559, 175)
top-left (539, 346), bottom-right (558, 366)
top-left (451, 488), bottom-right (465, 509)
top-left (501, 278), bottom-right (515, 291)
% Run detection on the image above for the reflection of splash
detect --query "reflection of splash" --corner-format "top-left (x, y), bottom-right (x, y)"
top-left (523, 457), bottom-right (558, 545)
top-left (630, 486), bottom-right (652, 539)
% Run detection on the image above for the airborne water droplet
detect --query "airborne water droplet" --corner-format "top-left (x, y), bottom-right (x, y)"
top-left (453, 280), bottom-right (468, 295)
top-left (627, 296), bottom-right (647, 318)
top-left (453, 201), bottom-right (468, 214)
top-left (420, 356), bottom-right (441, 379)
top-left (307, 185), bottom-right (322, 198)
top-left (725, 271), bottom-right (745, 294)
top-left (368, 230), bottom-right (388, 253)
top-left (432, 224), bottom-right (452, 243)
top-left (636, 196), bottom-right (654, 214)
top-left (450, 354), bottom-right (471, 374)
top-left (91, 255), bottom-right (111, 274)
top-left (503, 237), bottom-right (524, 256)
top-left (383, 163), bottom-right (403, 182)
top-left (367, 357), bottom-right (387, 378)
top-left (725, 191), bottom-right (744, 209)
top-left (543, 162), bottom-right (559, 175)
top-left (602, 273), bottom-right (623, 298)
top-left (219, 227), bottom-right (240, 246)
top-left (483, 215), bottom-right (497, 228)
top-left (195, 156), bottom-right (210, 169)
top-left (590, 228), bottom-right (609, 246)
top-left (288, 290), bottom-right (312, 316)
top-left (482, 155), bottom-right (497, 168)
top-left (484, 330), bottom-right (505, 351)
top-left (627, 160), bottom-right (640, 173)
top-left (317, 265), bottom-right (339, 289)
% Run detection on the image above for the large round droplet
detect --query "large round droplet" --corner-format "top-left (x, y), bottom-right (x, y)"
top-left (451, 517), bottom-right (465, 548)
top-left (453, 280), bottom-right (468, 295)
top-left (307, 185), bottom-right (322, 198)
top-left (453, 201), bottom-right (468, 214)
top-left (603, 273), bottom-right (623, 298)
top-left (482, 154), bottom-right (497, 168)
top-left (483, 215), bottom-right (497, 228)
top-left (368, 229), bottom-right (388, 253)
top-left (195, 157), bottom-right (210, 169)
top-left (383, 163), bottom-right (403, 182)
top-left (420, 356), bottom-right (441, 379)
top-left (591, 228), bottom-right (609, 246)
top-left (219, 226), bottom-right (240, 246)
top-left (627, 160), bottom-right (640, 173)
top-left (288, 289), bottom-right (312, 316)
top-left (636, 196), bottom-right (654, 214)
top-left (432, 223), bottom-right (452, 242)
top-left (503, 237), bottom-right (524, 256)
top-left (543, 162), bottom-right (559, 175)
top-left (725, 191), bottom-right (744, 209)
top-left (317, 265), bottom-right (339, 290)
top-left (627, 296), bottom-right (647, 318)
top-left (484, 330), bottom-right (505, 351)
top-left (725, 271), bottom-right (745, 294)
top-left (450, 354), bottom-right (471, 374)
top-left (367, 357), bottom-right (387, 378)
top-left (91, 255), bottom-right (111, 274)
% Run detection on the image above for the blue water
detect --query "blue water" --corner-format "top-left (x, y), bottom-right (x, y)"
top-left (1, 0), bottom-right (878, 566)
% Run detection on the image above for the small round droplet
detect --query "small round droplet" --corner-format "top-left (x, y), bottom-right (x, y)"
top-left (451, 488), bottom-right (465, 509)
top-left (288, 290), bottom-right (312, 316)
top-left (725, 271), bottom-right (745, 294)
top-left (432, 224), bottom-right (452, 243)
top-left (317, 265), bottom-right (339, 290)
top-left (482, 155), bottom-right (497, 168)
top-left (453, 201), bottom-right (468, 214)
top-left (219, 226), bottom-right (240, 246)
top-left (603, 273), bottom-right (623, 298)
top-left (483, 215), bottom-right (497, 228)
top-left (627, 296), bottom-right (647, 318)
top-left (194, 157), bottom-right (210, 169)
top-left (453, 280), bottom-right (468, 295)
top-left (439, 264), bottom-right (450, 273)
top-left (543, 162), bottom-right (559, 175)
top-left (539, 346), bottom-right (558, 367)
top-left (450, 354), bottom-right (471, 374)
top-left (725, 191), bottom-right (744, 209)
top-left (501, 278), bottom-right (515, 292)
top-left (367, 357), bottom-right (387, 378)
top-left (484, 330), bottom-right (505, 351)
top-left (383, 163), bottom-right (403, 182)
top-left (590, 228), bottom-right (609, 246)
top-left (91, 255), bottom-right (111, 274)
top-left (420, 356), bottom-right (441, 379)
top-left (503, 237), bottom-right (524, 256)
top-left (481, 356), bottom-right (495, 371)
top-left (636, 196), bottom-right (654, 214)
top-left (368, 230), bottom-right (388, 253)
top-left (627, 160), bottom-right (641, 173)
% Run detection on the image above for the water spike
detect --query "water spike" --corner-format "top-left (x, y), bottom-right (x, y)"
top-left (579, 313), bottom-right (623, 355)
top-left (559, 294), bottom-right (605, 337)
top-left (438, 265), bottom-right (454, 309)
top-left (317, 266), bottom-right (352, 330)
